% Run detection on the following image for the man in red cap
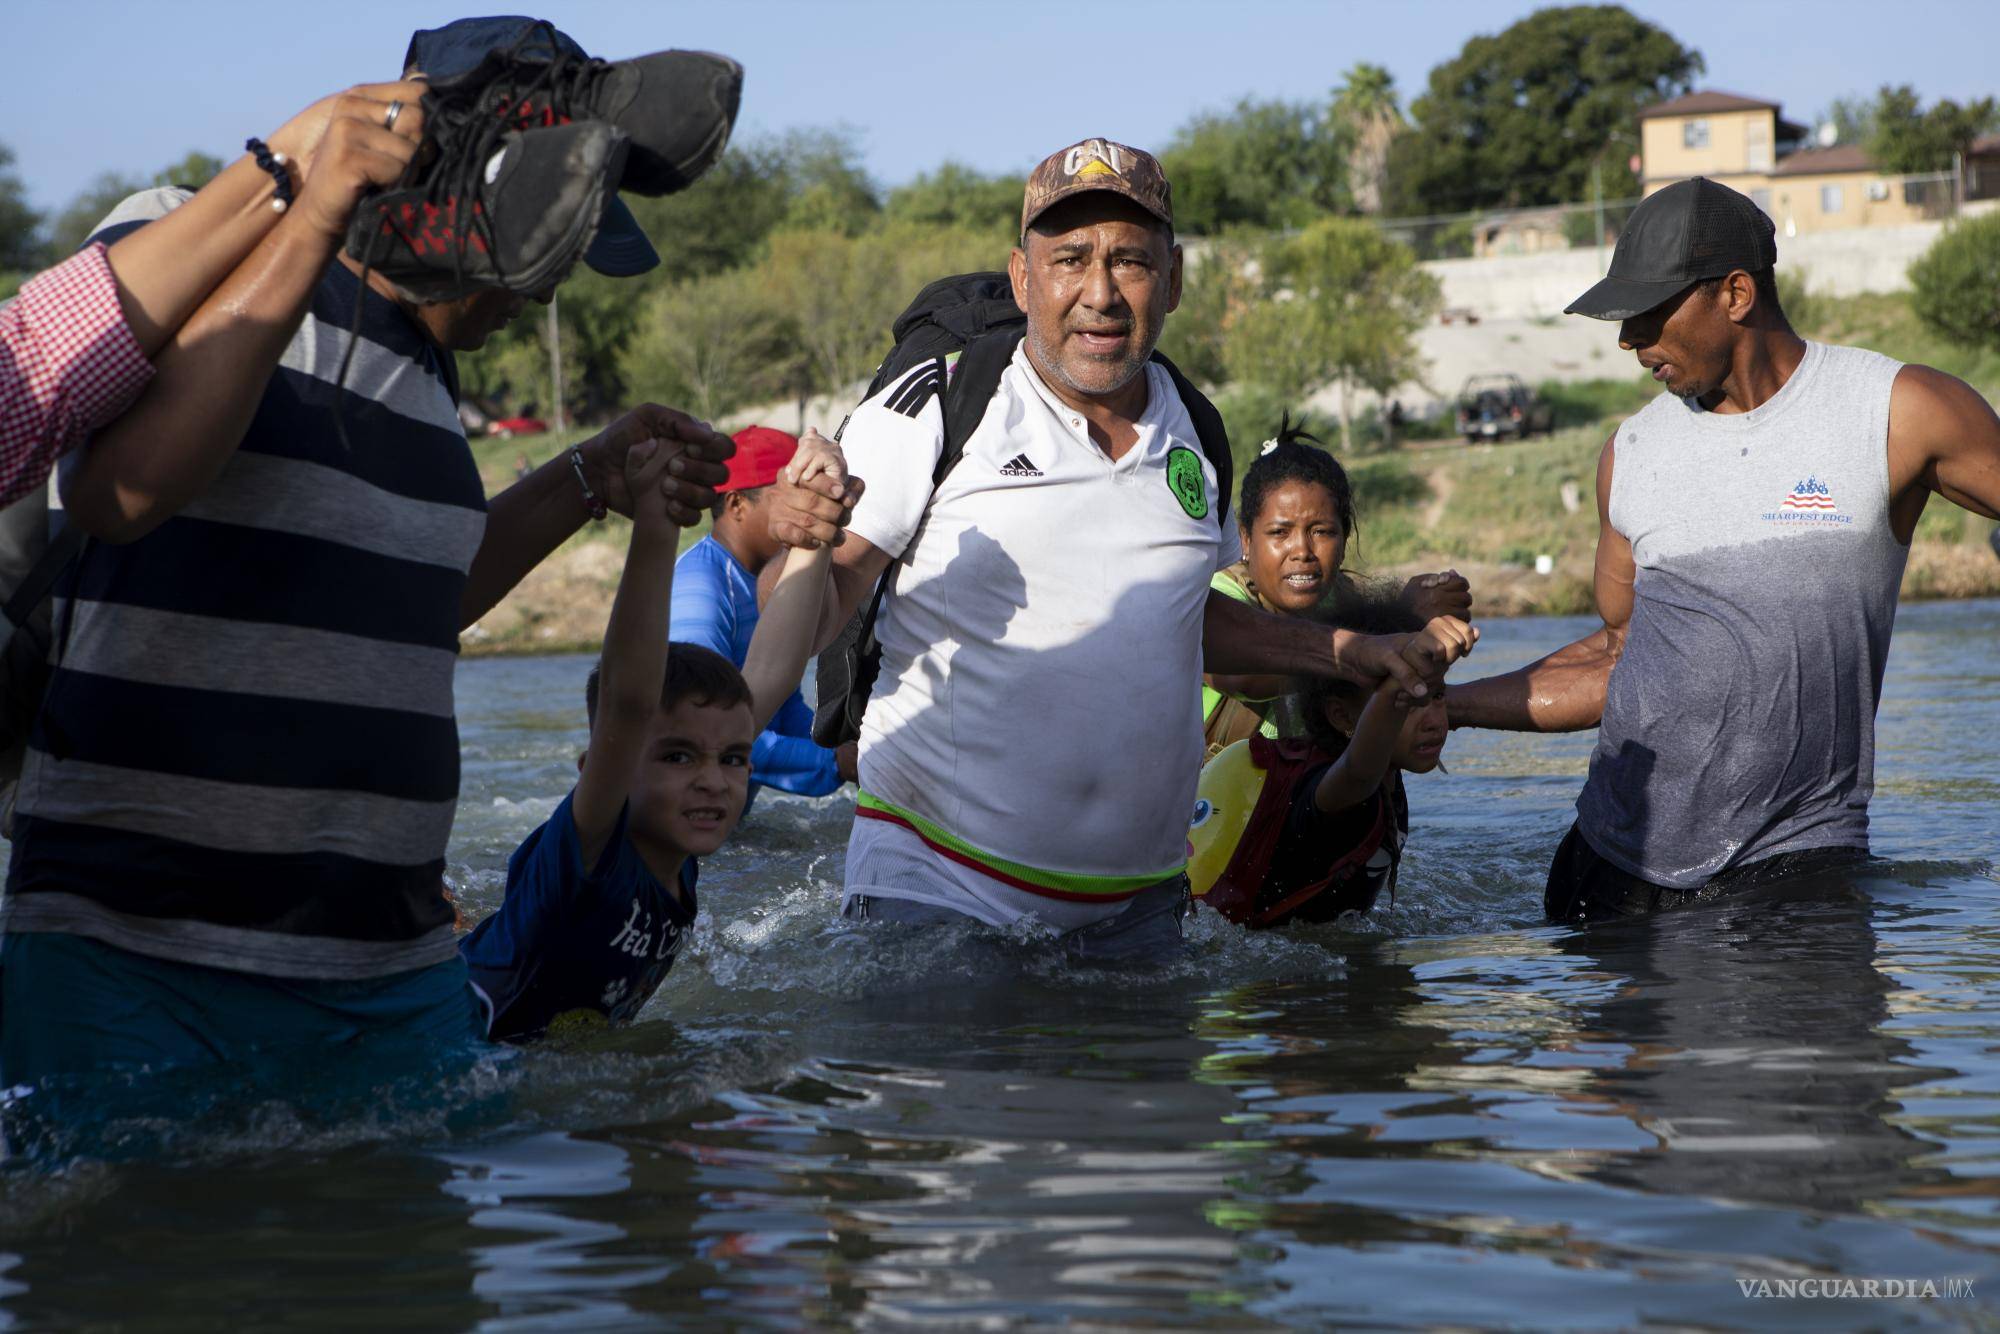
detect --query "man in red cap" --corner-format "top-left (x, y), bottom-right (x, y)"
top-left (669, 426), bottom-right (855, 803)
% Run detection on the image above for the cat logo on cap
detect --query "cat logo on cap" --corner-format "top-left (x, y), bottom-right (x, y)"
top-left (1064, 140), bottom-right (1124, 179)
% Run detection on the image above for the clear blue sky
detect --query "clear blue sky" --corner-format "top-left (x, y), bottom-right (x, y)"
top-left (10, 0), bottom-right (1998, 213)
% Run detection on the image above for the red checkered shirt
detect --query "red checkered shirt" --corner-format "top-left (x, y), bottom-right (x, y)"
top-left (0, 243), bottom-right (154, 507)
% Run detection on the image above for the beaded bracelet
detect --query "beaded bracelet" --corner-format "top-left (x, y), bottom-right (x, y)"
top-left (570, 447), bottom-right (608, 521)
top-left (244, 137), bottom-right (294, 213)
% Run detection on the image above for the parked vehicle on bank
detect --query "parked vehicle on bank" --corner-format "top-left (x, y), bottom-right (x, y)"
top-left (487, 415), bottom-right (549, 439)
top-left (1455, 374), bottom-right (1554, 442)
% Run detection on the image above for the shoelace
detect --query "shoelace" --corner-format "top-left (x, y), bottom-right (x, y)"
top-left (332, 21), bottom-right (586, 447)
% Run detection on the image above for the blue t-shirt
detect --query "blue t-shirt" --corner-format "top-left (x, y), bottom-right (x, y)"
top-left (670, 534), bottom-right (840, 801)
top-left (459, 791), bottom-right (698, 1041)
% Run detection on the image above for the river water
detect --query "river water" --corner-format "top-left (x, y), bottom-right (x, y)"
top-left (2, 601), bottom-right (1997, 1329)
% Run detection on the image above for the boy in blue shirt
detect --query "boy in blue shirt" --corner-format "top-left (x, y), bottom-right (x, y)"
top-left (670, 425), bottom-right (855, 803)
top-left (461, 429), bottom-right (851, 1040)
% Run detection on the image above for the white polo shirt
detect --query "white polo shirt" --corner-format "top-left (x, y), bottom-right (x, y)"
top-left (839, 343), bottom-right (1241, 929)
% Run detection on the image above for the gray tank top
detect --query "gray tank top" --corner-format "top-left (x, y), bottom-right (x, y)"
top-left (1576, 340), bottom-right (1908, 887)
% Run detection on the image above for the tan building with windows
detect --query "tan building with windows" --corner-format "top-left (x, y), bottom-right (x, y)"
top-left (1638, 90), bottom-right (1956, 237)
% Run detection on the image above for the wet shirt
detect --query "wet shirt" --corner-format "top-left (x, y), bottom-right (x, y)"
top-left (1578, 341), bottom-right (1908, 887)
top-left (838, 345), bottom-right (1240, 929)
top-left (459, 791), bottom-right (698, 1041)
top-left (5, 188), bottom-right (485, 980)
top-left (1261, 768), bottom-right (1406, 924)
top-left (668, 534), bottom-right (840, 800)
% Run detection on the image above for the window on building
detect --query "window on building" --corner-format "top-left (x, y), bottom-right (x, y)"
top-left (1751, 189), bottom-right (1773, 216)
top-left (1683, 119), bottom-right (1711, 150)
top-left (1867, 181), bottom-right (1890, 202)
top-left (1820, 185), bottom-right (1844, 214)
top-left (1746, 119), bottom-right (1773, 173)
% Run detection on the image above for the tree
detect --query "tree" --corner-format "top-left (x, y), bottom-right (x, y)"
top-left (1390, 5), bottom-right (1702, 215)
top-left (1223, 219), bottom-right (1440, 450)
top-left (618, 267), bottom-right (790, 422)
top-left (151, 151), bottom-right (225, 191)
top-left (1909, 213), bottom-right (2000, 353)
top-left (761, 220), bottom-right (1010, 405)
top-left (44, 170), bottom-right (147, 259)
top-left (0, 144), bottom-right (40, 272)
top-left (774, 128), bottom-right (881, 236)
top-left (760, 227), bottom-right (897, 402)
top-left (1867, 84), bottom-right (2000, 175)
top-left (1814, 93), bottom-right (1878, 148)
top-left (1332, 63), bottom-right (1404, 216)
top-left (1161, 97), bottom-right (1350, 235)
top-left (1156, 238), bottom-right (1256, 390)
top-left (885, 162), bottom-right (1022, 235)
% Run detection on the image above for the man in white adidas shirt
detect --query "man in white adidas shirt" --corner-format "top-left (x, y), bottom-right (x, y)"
top-left (773, 139), bottom-right (1474, 957)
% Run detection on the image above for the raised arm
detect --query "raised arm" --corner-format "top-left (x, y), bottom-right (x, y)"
top-left (1447, 433), bottom-right (1634, 732)
top-left (102, 83), bottom-right (431, 357)
top-left (60, 91), bottom-right (427, 542)
top-left (572, 439), bottom-right (682, 865)
top-left (741, 433), bottom-right (854, 729)
top-left (763, 428), bottom-right (888, 653)
top-left (1313, 681), bottom-right (1409, 814)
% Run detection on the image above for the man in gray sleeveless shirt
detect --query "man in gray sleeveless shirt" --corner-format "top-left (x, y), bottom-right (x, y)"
top-left (1449, 178), bottom-right (2000, 922)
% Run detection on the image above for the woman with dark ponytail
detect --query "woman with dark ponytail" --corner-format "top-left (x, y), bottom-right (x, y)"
top-left (1201, 416), bottom-right (1469, 760)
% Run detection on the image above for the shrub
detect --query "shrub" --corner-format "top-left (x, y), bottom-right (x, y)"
top-left (1909, 213), bottom-right (2000, 353)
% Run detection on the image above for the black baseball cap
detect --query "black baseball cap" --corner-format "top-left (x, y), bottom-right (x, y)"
top-left (405, 17), bottom-right (659, 278)
top-left (1565, 177), bottom-right (1778, 321)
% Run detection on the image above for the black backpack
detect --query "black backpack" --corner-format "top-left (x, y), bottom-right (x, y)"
top-left (810, 271), bottom-right (1233, 748)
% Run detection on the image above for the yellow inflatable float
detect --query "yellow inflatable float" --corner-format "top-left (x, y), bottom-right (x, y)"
top-left (1187, 738), bottom-right (1264, 898)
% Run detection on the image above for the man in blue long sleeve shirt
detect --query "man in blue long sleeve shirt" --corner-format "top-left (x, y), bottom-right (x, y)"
top-left (670, 426), bottom-right (854, 803)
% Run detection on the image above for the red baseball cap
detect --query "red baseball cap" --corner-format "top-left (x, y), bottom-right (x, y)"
top-left (722, 426), bottom-right (799, 493)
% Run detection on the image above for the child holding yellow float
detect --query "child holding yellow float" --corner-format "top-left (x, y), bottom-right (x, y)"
top-left (1189, 601), bottom-right (1459, 928)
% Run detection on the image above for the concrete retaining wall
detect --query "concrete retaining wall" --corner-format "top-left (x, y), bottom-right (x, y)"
top-left (1426, 220), bottom-right (1953, 321)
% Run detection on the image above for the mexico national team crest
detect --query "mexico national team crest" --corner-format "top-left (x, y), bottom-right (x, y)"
top-left (1166, 447), bottom-right (1209, 519)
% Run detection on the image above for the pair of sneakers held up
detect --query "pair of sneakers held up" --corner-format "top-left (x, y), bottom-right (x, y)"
top-left (346, 22), bottom-right (742, 301)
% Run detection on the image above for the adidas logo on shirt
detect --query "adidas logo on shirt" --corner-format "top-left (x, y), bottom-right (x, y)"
top-left (999, 454), bottom-right (1044, 477)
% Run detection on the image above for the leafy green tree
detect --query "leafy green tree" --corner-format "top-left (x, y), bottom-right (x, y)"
top-left (1332, 63), bottom-right (1403, 216)
top-left (760, 227), bottom-right (896, 401)
top-left (41, 148), bottom-right (229, 261)
top-left (1389, 5), bottom-right (1702, 215)
top-left (1814, 93), bottom-right (1878, 149)
top-left (885, 162), bottom-right (1022, 234)
top-left (151, 151), bottom-right (225, 191)
top-left (622, 147), bottom-right (791, 283)
top-left (44, 170), bottom-right (147, 259)
top-left (1866, 84), bottom-right (2000, 174)
top-left (1909, 213), bottom-right (2000, 353)
top-left (0, 144), bottom-right (40, 271)
top-left (761, 220), bottom-right (1010, 404)
top-left (774, 128), bottom-right (881, 236)
top-left (1156, 238), bottom-right (1257, 390)
top-left (1223, 219), bottom-right (1440, 450)
top-left (618, 267), bottom-right (790, 421)
top-left (1161, 97), bottom-right (1350, 235)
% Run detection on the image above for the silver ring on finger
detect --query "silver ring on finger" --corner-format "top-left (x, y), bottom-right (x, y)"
top-left (383, 100), bottom-right (404, 132)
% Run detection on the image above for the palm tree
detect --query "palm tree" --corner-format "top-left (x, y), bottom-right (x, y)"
top-left (1334, 63), bottom-right (1403, 216)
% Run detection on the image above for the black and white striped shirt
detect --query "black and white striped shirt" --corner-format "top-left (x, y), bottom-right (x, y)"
top-left (2, 188), bottom-right (487, 980)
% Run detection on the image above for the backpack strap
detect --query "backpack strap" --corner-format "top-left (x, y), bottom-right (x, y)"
top-left (936, 328), bottom-right (1023, 486)
top-left (1, 521), bottom-right (82, 640)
